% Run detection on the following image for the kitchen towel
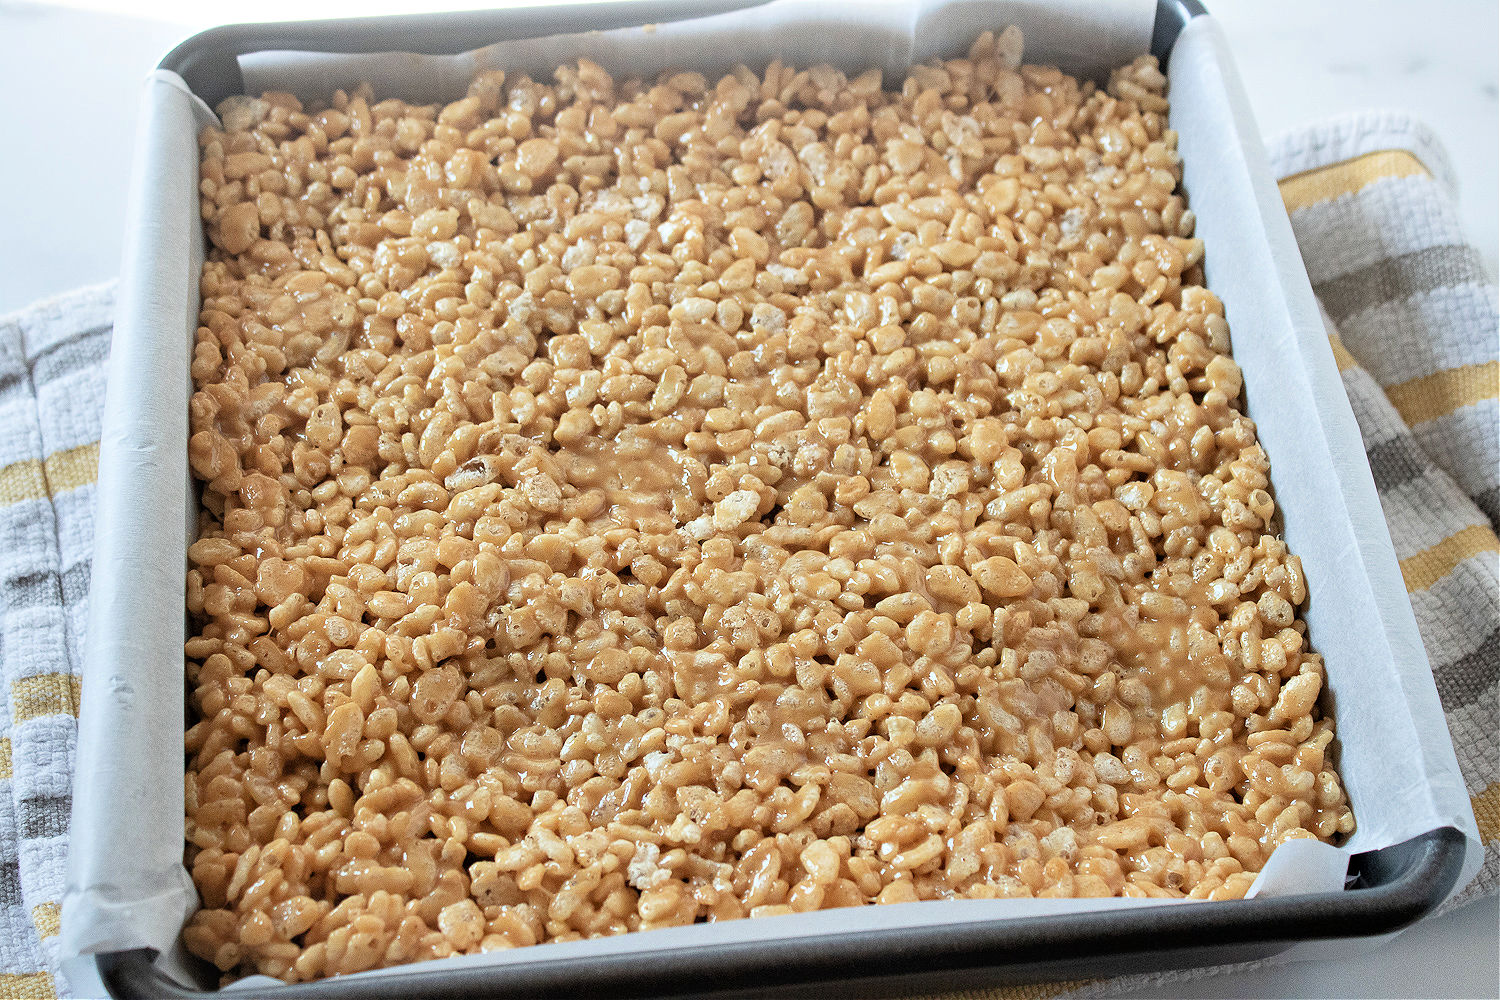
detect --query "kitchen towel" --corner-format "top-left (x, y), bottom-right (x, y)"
top-left (0, 110), bottom-right (1493, 997)
top-left (0, 282), bottom-right (111, 1000)
top-left (1268, 114), bottom-right (1498, 912)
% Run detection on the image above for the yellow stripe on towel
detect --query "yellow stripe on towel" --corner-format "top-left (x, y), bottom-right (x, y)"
top-left (1399, 523), bottom-right (1500, 592)
top-left (0, 459), bottom-right (48, 506)
top-left (0, 440), bottom-right (101, 506)
top-left (1384, 361), bottom-right (1500, 426)
top-left (1327, 332), bottom-right (1358, 372)
top-left (42, 440), bottom-right (100, 495)
top-left (0, 973), bottom-right (56, 1000)
top-left (30, 903), bottom-right (60, 941)
top-left (1279, 149), bottom-right (1431, 212)
top-left (1473, 781), bottom-right (1500, 843)
top-left (11, 674), bottom-right (82, 723)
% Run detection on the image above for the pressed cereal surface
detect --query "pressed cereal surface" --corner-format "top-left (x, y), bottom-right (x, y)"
top-left (181, 27), bottom-right (1354, 984)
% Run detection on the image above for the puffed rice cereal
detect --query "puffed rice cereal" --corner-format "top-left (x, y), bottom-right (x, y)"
top-left (182, 27), bottom-right (1354, 984)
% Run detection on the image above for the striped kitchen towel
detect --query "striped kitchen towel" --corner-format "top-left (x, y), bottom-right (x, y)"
top-left (0, 115), bottom-right (1493, 997)
top-left (0, 282), bottom-right (110, 1000)
top-left (1268, 111), bottom-right (1498, 907)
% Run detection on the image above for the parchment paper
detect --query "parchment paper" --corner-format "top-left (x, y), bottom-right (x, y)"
top-left (62, 0), bottom-right (1482, 982)
top-left (239, 0), bottom-right (1156, 103)
top-left (60, 69), bottom-right (216, 962)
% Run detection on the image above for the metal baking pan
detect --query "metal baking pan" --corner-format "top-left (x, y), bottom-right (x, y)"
top-left (98, 832), bottom-right (1466, 998)
top-left (80, 0), bottom-right (1472, 996)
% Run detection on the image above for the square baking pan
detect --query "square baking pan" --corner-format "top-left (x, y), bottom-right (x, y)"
top-left (68, 1), bottom-right (1474, 997)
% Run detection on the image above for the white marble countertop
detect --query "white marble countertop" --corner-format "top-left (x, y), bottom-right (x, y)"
top-left (2, 2), bottom-right (1496, 997)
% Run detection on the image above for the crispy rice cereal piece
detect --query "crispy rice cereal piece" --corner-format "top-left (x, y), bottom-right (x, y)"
top-left (182, 28), bottom-right (1352, 983)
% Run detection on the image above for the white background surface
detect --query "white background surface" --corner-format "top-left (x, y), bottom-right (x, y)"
top-left (0, 1), bottom-right (1495, 997)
